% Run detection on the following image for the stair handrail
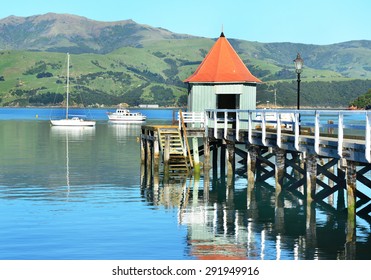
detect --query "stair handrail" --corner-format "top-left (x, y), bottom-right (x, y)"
top-left (179, 109), bottom-right (193, 168)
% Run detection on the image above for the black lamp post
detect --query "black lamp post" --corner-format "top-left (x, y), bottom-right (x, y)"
top-left (294, 53), bottom-right (304, 110)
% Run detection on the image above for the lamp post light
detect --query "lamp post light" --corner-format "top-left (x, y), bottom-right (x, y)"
top-left (294, 53), bottom-right (304, 110)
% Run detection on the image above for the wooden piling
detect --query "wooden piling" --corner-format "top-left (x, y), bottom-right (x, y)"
top-left (212, 141), bottom-right (218, 177)
top-left (247, 187), bottom-right (258, 219)
top-left (203, 137), bottom-right (211, 195)
top-left (203, 135), bottom-right (211, 170)
top-left (140, 161), bottom-right (145, 187)
top-left (275, 192), bottom-right (285, 233)
top-left (153, 133), bottom-right (160, 202)
top-left (140, 138), bottom-right (145, 164)
top-left (337, 160), bottom-right (346, 210)
top-left (220, 141), bottom-right (226, 178)
top-left (192, 137), bottom-right (200, 178)
top-left (328, 162), bottom-right (334, 206)
top-left (145, 134), bottom-right (152, 186)
top-left (274, 147), bottom-right (286, 193)
top-left (203, 169), bottom-right (210, 203)
top-left (153, 131), bottom-right (160, 175)
top-left (247, 145), bottom-right (259, 189)
top-left (274, 148), bottom-right (285, 233)
top-left (306, 154), bottom-right (317, 203)
top-left (299, 153), bottom-right (305, 194)
top-left (305, 201), bottom-right (317, 251)
top-left (346, 160), bottom-right (357, 233)
top-left (153, 172), bottom-right (159, 205)
top-left (226, 140), bottom-right (235, 186)
top-left (146, 159), bottom-right (152, 187)
top-left (146, 136), bottom-right (152, 169)
top-left (164, 135), bottom-right (170, 179)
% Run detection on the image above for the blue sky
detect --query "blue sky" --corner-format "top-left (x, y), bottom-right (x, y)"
top-left (0, 0), bottom-right (370, 45)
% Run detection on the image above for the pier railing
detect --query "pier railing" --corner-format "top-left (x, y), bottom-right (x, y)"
top-left (177, 111), bottom-right (205, 129)
top-left (203, 109), bottom-right (371, 163)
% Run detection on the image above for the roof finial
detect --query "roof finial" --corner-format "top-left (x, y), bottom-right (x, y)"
top-left (220, 24), bottom-right (225, 37)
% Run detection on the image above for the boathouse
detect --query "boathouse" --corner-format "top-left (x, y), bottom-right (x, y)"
top-left (184, 32), bottom-right (262, 113)
top-left (140, 33), bottom-right (371, 241)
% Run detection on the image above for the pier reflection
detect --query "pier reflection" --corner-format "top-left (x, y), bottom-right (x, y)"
top-left (140, 168), bottom-right (371, 260)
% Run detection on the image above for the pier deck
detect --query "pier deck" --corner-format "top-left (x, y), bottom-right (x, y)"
top-left (141, 109), bottom-right (371, 224)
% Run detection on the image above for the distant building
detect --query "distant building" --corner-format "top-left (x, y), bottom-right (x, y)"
top-left (139, 104), bottom-right (159, 108)
top-left (184, 32), bottom-right (261, 113)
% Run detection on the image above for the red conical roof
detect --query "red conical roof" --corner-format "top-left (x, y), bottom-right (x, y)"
top-left (184, 32), bottom-right (261, 83)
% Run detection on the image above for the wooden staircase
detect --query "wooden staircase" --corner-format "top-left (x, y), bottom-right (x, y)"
top-left (157, 127), bottom-right (190, 173)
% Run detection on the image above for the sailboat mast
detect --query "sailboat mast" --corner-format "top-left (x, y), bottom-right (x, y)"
top-left (66, 53), bottom-right (70, 120)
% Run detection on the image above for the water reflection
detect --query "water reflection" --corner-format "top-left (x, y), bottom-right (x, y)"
top-left (140, 168), bottom-right (371, 260)
top-left (107, 123), bottom-right (142, 141)
top-left (50, 125), bottom-right (96, 140)
top-left (1, 120), bottom-right (370, 260)
top-left (50, 126), bottom-right (96, 197)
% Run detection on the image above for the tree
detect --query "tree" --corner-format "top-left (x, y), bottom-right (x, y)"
top-left (29, 92), bottom-right (64, 105)
top-left (151, 85), bottom-right (174, 106)
top-left (349, 89), bottom-right (371, 108)
top-left (177, 94), bottom-right (188, 107)
top-left (36, 72), bottom-right (53, 78)
top-left (124, 88), bottom-right (144, 106)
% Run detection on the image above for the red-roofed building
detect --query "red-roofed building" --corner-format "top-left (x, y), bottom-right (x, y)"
top-left (184, 32), bottom-right (261, 113)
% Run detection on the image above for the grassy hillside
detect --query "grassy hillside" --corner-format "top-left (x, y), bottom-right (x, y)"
top-left (1, 13), bottom-right (371, 108)
top-left (0, 49), bottom-right (187, 107)
top-left (0, 37), bottom-right (371, 108)
top-left (0, 44), bottom-right (370, 108)
top-left (0, 38), bottom-right (213, 107)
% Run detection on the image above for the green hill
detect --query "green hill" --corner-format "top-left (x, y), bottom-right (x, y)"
top-left (0, 13), bottom-right (371, 108)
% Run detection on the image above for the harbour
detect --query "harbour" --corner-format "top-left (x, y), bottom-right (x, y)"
top-left (1, 4), bottom-right (371, 279)
top-left (1, 108), bottom-right (370, 260)
top-left (0, 109), bottom-right (370, 260)
top-left (1, 28), bottom-right (370, 262)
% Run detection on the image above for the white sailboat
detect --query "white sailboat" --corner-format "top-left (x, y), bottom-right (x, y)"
top-left (50, 53), bottom-right (96, 127)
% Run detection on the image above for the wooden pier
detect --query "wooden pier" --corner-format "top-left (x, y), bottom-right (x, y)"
top-left (141, 109), bottom-right (371, 225)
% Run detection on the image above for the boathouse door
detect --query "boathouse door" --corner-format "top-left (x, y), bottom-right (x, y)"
top-left (217, 94), bottom-right (239, 109)
top-left (217, 93), bottom-right (240, 119)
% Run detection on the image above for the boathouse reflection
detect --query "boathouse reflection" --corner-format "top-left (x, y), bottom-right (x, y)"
top-left (140, 165), bottom-right (367, 260)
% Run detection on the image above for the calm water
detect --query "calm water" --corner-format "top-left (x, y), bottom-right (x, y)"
top-left (0, 108), bottom-right (370, 260)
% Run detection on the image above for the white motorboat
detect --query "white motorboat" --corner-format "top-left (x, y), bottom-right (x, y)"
top-left (50, 53), bottom-right (96, 127)
top-left (107, 108), bottom-right (146, 123)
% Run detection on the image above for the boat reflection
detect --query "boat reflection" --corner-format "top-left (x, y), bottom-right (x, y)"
top-left (108, 122), bottom-right (142, 137)
top-left (50, 126), bottom-right (95, 196)
top-left (50, 125), bottom-right (95, 141)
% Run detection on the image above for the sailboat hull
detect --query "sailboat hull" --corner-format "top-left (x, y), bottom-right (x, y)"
top-left (50, 118), bottom-right (96, 127)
